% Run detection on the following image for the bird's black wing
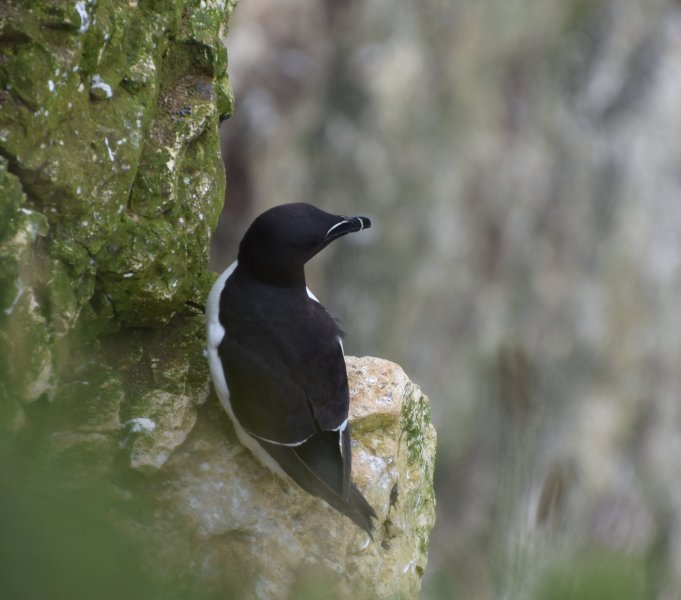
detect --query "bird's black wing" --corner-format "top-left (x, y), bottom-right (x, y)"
top-left (217, 334), bottom-right (318, 444)
top-left (219, 274), bottom-right (350, 438)
top-left (220, 333), bottom-right (375, 534)
top-left (277, 297), bottom-right (350, 431)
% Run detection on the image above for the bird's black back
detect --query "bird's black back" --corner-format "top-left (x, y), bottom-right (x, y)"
top-left (218, 266), bottom-right (349, 444)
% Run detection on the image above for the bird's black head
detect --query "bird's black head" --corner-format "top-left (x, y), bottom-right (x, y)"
top-left (238, 203), bottom-right (371, 286)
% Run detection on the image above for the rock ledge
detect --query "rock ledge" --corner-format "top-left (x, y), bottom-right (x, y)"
top-left (140, 355), bottom-right (436, 599)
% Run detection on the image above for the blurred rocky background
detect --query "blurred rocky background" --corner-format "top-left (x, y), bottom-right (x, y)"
top-left (212, 0), bottom-right (681, 597)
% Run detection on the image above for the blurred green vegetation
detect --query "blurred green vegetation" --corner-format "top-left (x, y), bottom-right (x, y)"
top-left (0, 439), bottom-right (153, 600)
top-left (0, 425), bottom-right (227, 600)
top-left (535, 552), bottom-right (650, 600)
top-left (423, 551), bottom-right (652, 600)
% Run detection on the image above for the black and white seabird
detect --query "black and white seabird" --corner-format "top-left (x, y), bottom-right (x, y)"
top-left (206, 202), bottom-right (376, 535)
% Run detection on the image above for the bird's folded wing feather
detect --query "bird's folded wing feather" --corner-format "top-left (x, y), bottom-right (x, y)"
top-left (259, 429), bottom-right (375, 534)
top-left (288, 330), bottom-right (350, 431)
top-left (220, 296), bottom-right (350, 436)
top-left (218, 335), bottom-right (317, 445)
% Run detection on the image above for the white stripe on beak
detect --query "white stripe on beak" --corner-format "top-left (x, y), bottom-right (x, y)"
top-left (324, 220), bottom-right (349, 238)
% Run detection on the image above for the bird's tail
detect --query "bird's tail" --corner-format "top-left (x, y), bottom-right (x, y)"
top-left (257, 436), bottom-right (377, 537)
top-left (299, 478), bottom-right (376, 538)
top-left (344, 483), bottom-right (377, 537)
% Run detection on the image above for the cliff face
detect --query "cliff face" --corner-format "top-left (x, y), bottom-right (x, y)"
top-left (0, 3), bottom-right (436, 598)
top-left (1, 0), bottom-right (234, 416)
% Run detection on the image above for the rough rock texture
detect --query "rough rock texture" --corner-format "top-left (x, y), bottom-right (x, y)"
top-left (136, 356), bottom-right (436, 599)
top-left (0, 0), bottom-right (235, 418)
top-left (0, 0), bottom-right (234, 549)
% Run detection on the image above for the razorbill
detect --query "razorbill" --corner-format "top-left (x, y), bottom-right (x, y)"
top-left (206, 203), bottom-right (376, 535)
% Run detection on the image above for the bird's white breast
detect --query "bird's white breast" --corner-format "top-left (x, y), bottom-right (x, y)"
top-left (205, 260), bottom-right (237, 408)
top-left (205, 261), bottom-right (290, 478)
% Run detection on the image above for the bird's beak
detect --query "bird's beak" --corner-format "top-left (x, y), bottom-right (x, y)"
top-left (323, 216), bottom-right (372, 243)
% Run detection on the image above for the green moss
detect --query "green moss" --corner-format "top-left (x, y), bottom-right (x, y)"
top-left (400, 385), bottom-right (437, 567)
top-left (0, 157), bottom-right (27, 312)
top-left (93, 313), bottom-right (209, 472)
top-left (110, 314), bottom-right (208, 400)
top-left (53, 369), bottom-right (124, 433)
top-left (401, 383), bottom-right (433, 463)
top-left (0, 157), bottom-right (54, 403)
top-left (1, 0), bottom-right (234, 327)
top-left (1, 0), bottom-right (234, 400)
top-left (195, 269), bottom-right (218, 300)
top-left (0, 288), bottom-right (53, 402)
